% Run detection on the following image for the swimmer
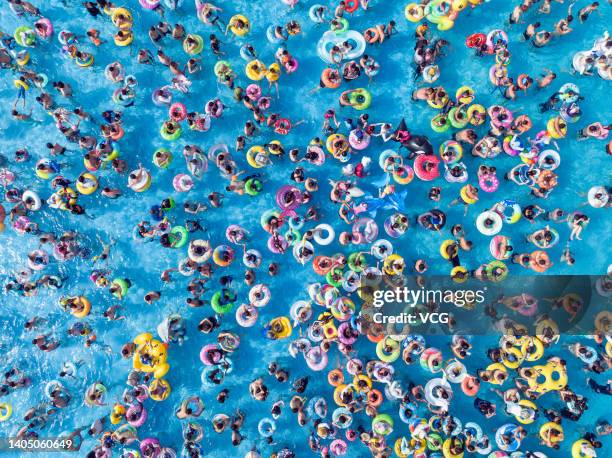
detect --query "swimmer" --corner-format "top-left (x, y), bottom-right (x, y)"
top-left (578, 2), bottom-right (599, 22)
top-left (11, 107), bottom-right (33, 121)
top-left (474, 397), bottom-right (497, 418)
top-left (10, 0), bottom-right (40, 16)
top-left (138, 50), bottom-right (155, 66)
top-left (429, 186), bottom-right (441, 202)
top-left (271, 400), bottom-right (284, 419)
top-left (568, 212), bottom-right (589, 240)
top-left (533, 30), bottom-right (552, 48)
top-left (83, 2), bottom-right (102, 17)
top-left (523, 204), bottom-right (545, 223)
top-left (32, 334), bottom-right (60, 352)
top-left (509, 4), bottom-right (526, 24)
top-left (176, 396), bottom-right (205, 419)
top-left (92, 236), bottom-right (114, 263)
top-left (86, 29), bottom-right (103, 46)
top-left (249, 378), bottom-right (269, 401)
top-left (197, 315), bottom-right (218, 335)
top-left (578, 122), bottom-right (611, 140)
top-left (52, 81), bottom-right (73, 97)
top-left (217, 388), bottom-right (229, 403)
top-left (144, 291), bottom-right (161, 305)
top-left (101, 187), bottom-right (122, 199)
top-left (553, 5), bottom-right (574, 36)
top-left (24, 316), bottom-right (46, 330)
top-left (538, 0), bottom-right (561, 15)
top-left (103, 305), bottom-right (126, 321)
top-left (454, 128), bottom-right (478, 145)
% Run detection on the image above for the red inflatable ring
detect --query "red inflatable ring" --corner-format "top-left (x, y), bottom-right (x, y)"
top-left (466, 33), bottom-right (486, 49)
top-left (345, 0), bottom-right (359, 13)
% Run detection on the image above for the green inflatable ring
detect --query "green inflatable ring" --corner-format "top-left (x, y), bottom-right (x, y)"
top-left (449, 106), bottom-right (469, 129)
top-left (160, 121), bottom-right (182, 141)
top-left (153, 148), bottom-right (173, 168)
top-left (431, 113), bottom-right (450, 133)
top-left (426, 432), bottom-right (443, 451)
top-left (170, 226), bottom-right (189, 248)
top-left (371, 413), bottom-right (394, 435)
top-left (349, 88), bottom-right (371, 111)
top-left (347, 252), bottom-right (367, 273)
top-left (111, 278), bottom-right (130, 299)
top-left (245, 178), bottom-right (263, 196)
top-left (162, 197), bottom-right (175, 212)
top-left (183, 34), bottom-right (204, 55)
top-left (214, 60), bottom-right (232, 78)
top-left (326, 267), bottom-right (344, 287)
top-left (332, 17), bottom-right (349, 34)
top-left (486, 260), bottom-right (509, 283)
top-left (376, 338), bottom-right (401, 363)
top-left (260, 209), bottom-right (280, 231)
top-left (211, 290), bottom-right (235, 314)
top-left (14, 26), bottom-right (36, 47)
top-left (283, 229), bottom-right (301, 246)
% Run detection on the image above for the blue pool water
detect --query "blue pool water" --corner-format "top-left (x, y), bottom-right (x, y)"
top-left (0, 0), bottom-right (610, 457)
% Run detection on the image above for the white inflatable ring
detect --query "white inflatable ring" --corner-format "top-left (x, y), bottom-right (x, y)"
top-left (313, 224), bottom-right (335, 246)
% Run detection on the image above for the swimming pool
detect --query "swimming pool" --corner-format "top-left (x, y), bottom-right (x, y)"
top-left (0, 0), bottom-right (610, 456)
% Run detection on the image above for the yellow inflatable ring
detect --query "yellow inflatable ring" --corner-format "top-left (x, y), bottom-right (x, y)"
top-left (515, 399), bottom-right (538, 425)
top-left (439, 239), bottom-right (458, 260)
top-left (149, 378), bottom-right (171, 401)
top-left (325, 133), bottom-right (347, 155)
top-left (404, 3), bottom-right (425, 22)
top-left (267, 140), bottom-right (284, 155)
top-left (266, 63), bottom-right (281, 82)
top-left (450, 265), bottom-right (468, 283)
top-left (0, 403), bottom-right (12, 421)
top-left (229, 14), bottom-right (250, 36)
top-left (572, 438), bottom-right (596, 458)
top-left (111, 7), bottom-right (133, 30)
top-left (76, 172), bottom-right (99, 195)
top-left (521, 337), bottom-right (545, 362)
top-left (455, 86), bottom-right (475, 105)
top-left (485, 362), bottom-right (508, 385)
top-left (452, 0), bottom-right (468, 12)
top-left (14, 79), bottom-right (29, 90)
top-left (245, 59), bottom-right (267, 81)
top-left (542, 361), bottom-right (568, 391)
top-left (71, 296), bottom-right (91, 318)
top-left (333, 383), bottom-right (353, 406)
top-left (539, 421), bottom-right (564, 443)
top-left (382, 254), bottom-right (405, 276)
top-left (536, 318), bottom-right (559, 343)
top-left (501, 346), bottom-right (525, 369)
top-left (114, 31), bottom-right (134, 47)
top-left (246, 145), bottom-right (269, 168)
top-left (394, 438), bottom-right (409, 458)
top-left (352, 374), bottom-right (372, 392)
top-left (442, 437), bottom-right (464, 458)
top-left (133, 333), bottom-right (170, 379)
top-left (110, 404), bottom-right (126, 424)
